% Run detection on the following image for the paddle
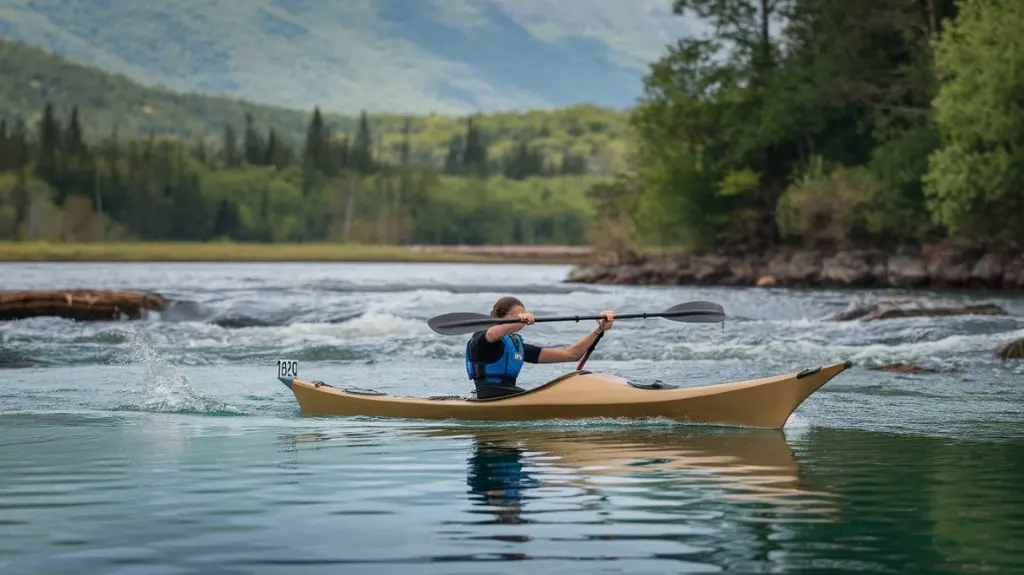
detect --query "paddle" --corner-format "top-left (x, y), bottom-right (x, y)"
top-left (427, 300), bottom-right (726, 336)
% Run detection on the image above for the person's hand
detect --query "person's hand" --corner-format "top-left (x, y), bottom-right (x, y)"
top-left (596, 310), bottom-right (615, 332)
top-left (518, 312), bottom-right (536, 326)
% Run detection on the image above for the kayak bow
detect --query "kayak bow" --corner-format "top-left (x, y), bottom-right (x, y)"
top-left (277, 361), bottom-right (851, 429)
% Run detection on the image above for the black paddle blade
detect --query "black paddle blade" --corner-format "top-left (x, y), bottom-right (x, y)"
top-left (427, 312), bottom-right (499, 336)
top-left (659, 301), bottom-right (726, 323)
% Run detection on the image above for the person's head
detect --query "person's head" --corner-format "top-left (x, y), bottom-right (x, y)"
top-left (490, 296), bottom-right (525, 318)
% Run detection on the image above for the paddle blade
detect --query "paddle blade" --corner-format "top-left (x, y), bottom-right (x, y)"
top-left (427, 312), bottom-right (500, 336)
top-left (660, 301), bottom-right (726, 323)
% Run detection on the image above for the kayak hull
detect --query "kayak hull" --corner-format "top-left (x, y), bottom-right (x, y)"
top-left (278, 361), bottom-right (851, 429)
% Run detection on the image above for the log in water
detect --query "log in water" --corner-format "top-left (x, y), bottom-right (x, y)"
top-left (0, 290), bottom-right (165, 321)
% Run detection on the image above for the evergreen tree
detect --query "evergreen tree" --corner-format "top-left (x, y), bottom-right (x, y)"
top-left (351, 110), bottom-right (374, 174)
top-left (222, 123), bottom-right (239, 168)
top-left (36, 101), bottom-right (61, 187)
top-left (461, 117), bottom-right (488, 177)
top-left (9, 118), bottom-right (29, 171)
top-left (443, 136), bottom-right (461, 174)
top-left (0, 120), bottom-right (8, 172)
top-left (243, 112), bottom-right (266, 166)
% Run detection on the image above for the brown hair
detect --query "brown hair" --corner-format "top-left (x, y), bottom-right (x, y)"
top-left (490, 296), bottom-right (524, 318)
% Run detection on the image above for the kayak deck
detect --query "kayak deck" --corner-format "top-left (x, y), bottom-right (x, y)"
top-left (278, 361), bottom-right (851, 429)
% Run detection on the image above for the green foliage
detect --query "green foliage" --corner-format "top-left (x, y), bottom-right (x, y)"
top-left (628, 0), bottom-right (1020, 251)
top-left (923, 0), bottom-right (1024, 241)
top-left (0, 100), bottom-right (607, 246)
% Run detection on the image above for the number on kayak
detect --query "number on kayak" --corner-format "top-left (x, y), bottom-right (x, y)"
top-left (277, 359), bottom-right (298, 379)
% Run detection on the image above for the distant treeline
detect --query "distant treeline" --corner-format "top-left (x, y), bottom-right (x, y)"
top-left (0, 103), bottom-right (607, 245)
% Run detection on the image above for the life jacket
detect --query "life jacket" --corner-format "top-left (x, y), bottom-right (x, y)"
top-left (465, 334), bottom-right (525, 386)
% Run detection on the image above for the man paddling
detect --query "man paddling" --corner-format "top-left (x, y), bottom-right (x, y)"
top-left (465, 296), bottom-right (615, 399)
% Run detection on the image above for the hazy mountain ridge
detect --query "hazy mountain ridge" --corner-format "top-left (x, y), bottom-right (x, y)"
top-left (0, 0), bottom-right (694, 114)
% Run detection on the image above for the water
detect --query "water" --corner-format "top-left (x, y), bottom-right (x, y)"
top-left (1, 261), bottom-right (1022, 574)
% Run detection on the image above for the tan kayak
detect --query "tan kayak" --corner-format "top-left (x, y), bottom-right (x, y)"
top-left (277, 360), bottom-right (851, 429)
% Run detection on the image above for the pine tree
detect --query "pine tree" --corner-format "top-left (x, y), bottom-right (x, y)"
top-left (351, 110), bottom-right (374, 174)
top-left (461, 117), bottom-right (488, 177)
top-left (9, 118), bottom-right (29, 171)
top-left (243, 112), bottom-right (266, 166)
top-left (36, 101), bottom-right (61, 186)
top-left (443, 137), bottom-right (461, 174)
top-left (302, 107), bottom-right (328, 171)
top-left (222, 123), bottom-right (239, 168)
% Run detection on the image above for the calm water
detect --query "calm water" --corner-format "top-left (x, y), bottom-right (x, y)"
top-left (1, 262), bottom-right (1022, 574)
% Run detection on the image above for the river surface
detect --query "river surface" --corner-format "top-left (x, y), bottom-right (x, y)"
top-left (1, 262), bottom-right (1022, 574)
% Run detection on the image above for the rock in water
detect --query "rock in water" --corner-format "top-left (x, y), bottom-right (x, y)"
top-left (868, 363), bottom-right (939, 374)
top-left (829, 298), bottom-right (1007, 321)
top-left (0, 290), bottom-right (165, 321)
top-left (996, 338), bottom-right (1024, 360)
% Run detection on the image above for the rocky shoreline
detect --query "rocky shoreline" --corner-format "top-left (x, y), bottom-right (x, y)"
top-left (566, 245), bottom-right (1024, 291)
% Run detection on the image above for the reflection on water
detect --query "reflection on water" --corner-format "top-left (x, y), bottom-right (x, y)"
top-left (451, 427), bottom-right (844, 530)
top-left (466, 435), bottom-right (541, 526)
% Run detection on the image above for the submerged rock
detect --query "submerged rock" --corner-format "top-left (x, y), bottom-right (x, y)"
top-left (828, 298), bottom-right (1007, 321)
top-left (868, 363), bottom-right (940, 374)
top-left (0, 290), bottom-right (165, 321)
top-left (996, 338), bottom-right (1024, 360)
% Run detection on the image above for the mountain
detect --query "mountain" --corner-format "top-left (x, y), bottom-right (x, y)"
top-left (0, 0), bottom-right (696, 115)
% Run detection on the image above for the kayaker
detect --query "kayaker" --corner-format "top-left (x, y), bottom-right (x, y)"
top-left (465, 296), bottom-right (615, 399)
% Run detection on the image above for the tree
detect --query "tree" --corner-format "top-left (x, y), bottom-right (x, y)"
top-left (244, 112), bottom-right (266, 166)
top-left (222, 122), bottom-right (240, 168)
top-left (923, 0), bottom-right (1024, 241)
top-left (350, 110), bottom-right (374, 174)
top-left (36, 102), bottom-right (61, 187)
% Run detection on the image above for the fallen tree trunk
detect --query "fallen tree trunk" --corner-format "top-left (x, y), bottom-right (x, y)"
top-left (0, 290), bottom-right (165, 321)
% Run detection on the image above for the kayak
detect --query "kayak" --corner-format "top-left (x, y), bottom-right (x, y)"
top-left (275, 360), bottom-right (851, 429)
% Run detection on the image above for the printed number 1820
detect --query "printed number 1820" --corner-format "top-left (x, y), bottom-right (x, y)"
top-left (277, 359), bottom-right (298, 379)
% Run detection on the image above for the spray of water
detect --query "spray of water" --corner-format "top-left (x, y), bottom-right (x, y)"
top-left (112, 326), bottom-right (245, 416)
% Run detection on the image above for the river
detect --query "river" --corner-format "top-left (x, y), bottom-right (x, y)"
top-left (1, 262), bottom-right (1022, 574)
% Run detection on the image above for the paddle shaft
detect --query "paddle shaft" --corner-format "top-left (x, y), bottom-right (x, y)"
top-left (438, 310), bottom-right (709, 330)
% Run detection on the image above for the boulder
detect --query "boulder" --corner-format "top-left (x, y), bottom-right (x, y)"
top-left (821, 251), bottom-right (873, 286)
top-left (788, 251), bottom-right (823, 285)
top-left (1003, 256), bottom-right (1024, 289)
top-left (0, 290), bottom-right (165, 321)
top-left (887, 255), bottom-right (929, 287)
top-left (996, 338), bottom-right (1024, 360)
top-left (970, 253), bottom-right (1005, 288)
top-left (692, 255), bottom-right (731, 284)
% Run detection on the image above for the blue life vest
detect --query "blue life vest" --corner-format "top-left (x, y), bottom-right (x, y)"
top-left (465, 334), bottom-right (525, 385)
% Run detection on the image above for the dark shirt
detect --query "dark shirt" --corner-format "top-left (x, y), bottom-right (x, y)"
top-left (467, 330), bottom-right (543, 366)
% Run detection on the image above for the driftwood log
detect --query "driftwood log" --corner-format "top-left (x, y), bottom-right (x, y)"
top-left (0, 290), bottom-right (165, 321)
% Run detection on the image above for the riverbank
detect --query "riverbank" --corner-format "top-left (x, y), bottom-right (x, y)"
top-left (0, 242), bottom-right (593, 264)
top-left (566, 245), bottom-right (1024, 291)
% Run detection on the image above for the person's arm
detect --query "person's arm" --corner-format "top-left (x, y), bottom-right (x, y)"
top-left (534, 310), bottom-right (615, 363)
top-left (483, 312), bottom-right (535, 342)
top-left (535, 329), bottom-right (603, 363)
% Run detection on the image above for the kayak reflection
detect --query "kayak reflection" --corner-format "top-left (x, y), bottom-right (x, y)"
top-left (429, 426), bottom-right (842, 524)
top-left (465, 437), bottom-right (541, 525)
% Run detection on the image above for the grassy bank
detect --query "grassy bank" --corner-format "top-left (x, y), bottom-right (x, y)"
top-left (0, 242), bottom-right (593, 264)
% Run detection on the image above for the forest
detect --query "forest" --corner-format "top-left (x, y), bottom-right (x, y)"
top-left (612, 0), bottom-right (1024, 253)
top-left (0, 103), bottom-right (612, 245)
top-left (1, 0), bottom-right (1021, 252)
